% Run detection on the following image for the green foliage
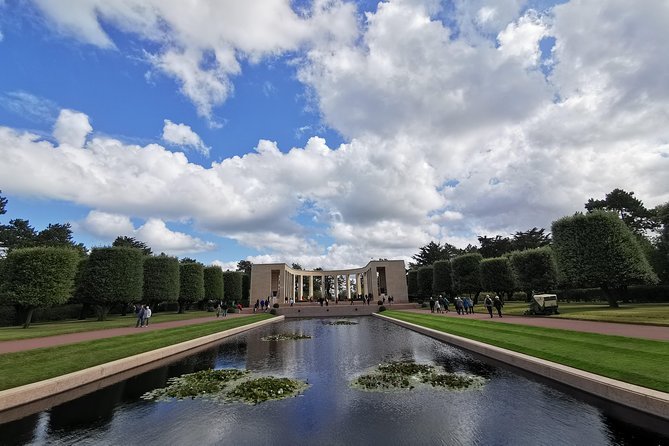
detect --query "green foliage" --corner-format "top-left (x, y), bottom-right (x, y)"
top-left (241, 273), bottom-right (250, 304)
top-left (410, 241), bottom-right (460, 268)
top-left (223, 271), bottom-right (243, 303)
top-left (451, 253), bottom-right (482, 294)
top-left (417, 265), bottom-right (433, 298)
top-left (407, 270), bottom-right (419, 297)
top-left (203, 265), bottom-right (225, 301)
top-left (227, 376), bottom-right (309, 404)
top-left (552, 211), bottom-right (658, 306)
top-left (432, 260), bottom-right (453, 296)
top-left (269, 308), bottom-right (277, 315)
top-left (142, 369), bottom-right (249, 400)
top-left (477, 235), bottom-right (513, 258)
top-left (179, 263), bottom-right (205, 311)
top-left (80, 247), bottom-right (144, 319)
top-left (508, 247), bottom-right (558, 299)
top-left (586, 188), bottom-right (657, 235)
top-left (0, 220), bottom-right (85, 254)
top-left (112, 236), bottom-right (152, 255)
top-left (480, 257), bottom-right (516, 296)
top-left (0, 190), bottom-right (6, 215)
top-left (512, 227), bottom-right (551, 251)
top-left (143, 255), bottom-right (180, 304)
top-left (236, 260), bottom-right (253, 275)
top-left (1, 247), bottom-right (79, 327)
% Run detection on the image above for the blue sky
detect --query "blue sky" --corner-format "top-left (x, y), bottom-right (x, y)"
top-left (0, 1), bottom-right (667, 269)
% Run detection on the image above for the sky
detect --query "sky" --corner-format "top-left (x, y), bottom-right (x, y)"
top-left (0, 0), bottom-right (668, 271)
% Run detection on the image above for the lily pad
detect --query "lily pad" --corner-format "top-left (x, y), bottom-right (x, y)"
top-left (227, 376), bottom-right (309, 404)
top-left (142, 368), bottom-right (249, 400)
top-left (325, 320), bottom-right (358, 325)
top-left (261, 333), bottom-right (312, 341)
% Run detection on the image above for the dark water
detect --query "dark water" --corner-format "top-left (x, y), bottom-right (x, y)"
top-left (1, 317), bottom-right (667, 446)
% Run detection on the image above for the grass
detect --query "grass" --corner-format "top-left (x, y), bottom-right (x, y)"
top-left (382, 310), bottom-right (669, 393)
top-left (0, 314), bottom-right (272, 391)
top-left (501, 302), bottom-right (669, 326)
top-left (0, 311), bottom-right (217, 342)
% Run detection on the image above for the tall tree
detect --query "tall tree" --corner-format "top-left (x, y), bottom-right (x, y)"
top-left (204, 266), bottom-right (225, 302)
top-left (291, 263), bottom-right (303, 270)
top-left (417, 266), bottom-right (434, 299)
top-left (0, 190), bottom-right (7, 215)
top-left (179, 263), bottom-right (205, 313)
top-left (653, 203), bottom-right (669, 283)
top-left (512, 227), bottom-right (551, 251)
top-left (407, 270), bottom-right (419, 298)
top-left (36, 223), bottom-right (86, 254)
top-left (480, 257), bottom-right (516, 299)
top-left (552, 211), bottom-right (657, 307)
top-left (0, 219), bottom-right (37, 251)
top-left (113, 236), bottom-right (152, 256)
top-left (236, 260), bottom-right (253, 275)
top-left (432, 260), bottom-right (453, 296)
top-left (143, 255), bottom-right (180, 308)
top-left (508, 247), bottom-right (558, 302)
top-left (451, 253), bottom-right (483, 301)
top-left (410, 241), bottom-right (460, 268)
top-left (585, 188), bottom-right (657, 235)
top-left (478, 235), bottom-right (513, 258)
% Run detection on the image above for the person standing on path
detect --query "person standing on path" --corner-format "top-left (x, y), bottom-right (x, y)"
top-left (216, 302), bottom-right (222, 317)
top-left (143, 305), bottom-right (152, 326)
top-left (429, 297), bottom-right (435, 313)
top-left (135, 305), bottom-right (145, 328)
top-left (484, 295), bottom-right (494, 318)
top-left (493, 295), bottom-right (503, 317)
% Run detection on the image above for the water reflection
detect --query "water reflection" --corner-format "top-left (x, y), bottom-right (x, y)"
top-left (1, 317), bottom-right (667, 446)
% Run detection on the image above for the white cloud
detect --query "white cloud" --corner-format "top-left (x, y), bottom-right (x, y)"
top-left (33, 0), bottom-right (358, 121)
top-left (53, 109), bottom-right (92, 148)
top-left (81, 211), bottom-right (134, 238)
top-left (162, 119), bottom-right (210, 156)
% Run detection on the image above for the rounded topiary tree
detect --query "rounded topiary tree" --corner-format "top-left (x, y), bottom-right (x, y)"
top-left (509, 247), bottom-right (558, 302)
top-left (179, 263), bottom-right (204, 313)
top-left (144, 255), bottom-right (180, 309)
top-left (204, 265), bottom-right (225, 303)
top-left (451, 253), bottom-right (482, 302)
top-left (432, 260), bottom-right (453, 297)
top-left (552, 210), bottom-right (657, 307)
top-left (241, 273), bottom-right (251, 306)
top-left (407, 270), bottom-right (419, 298)
top-left (417, 265), bottom-right (434, 299)
top-left (480, 257), bottom-right (516, 299)
top-left (80, 247), bottom-right (144, 320)
top-left (1, 247), bottom-right (80, 328)
top-left (223, 271), bottom-right (243, 305)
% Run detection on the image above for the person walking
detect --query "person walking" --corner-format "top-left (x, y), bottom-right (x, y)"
top-left (135, 305), bottom-right (145, 328)
top-left (493, 295), bottom-right (504, 317)
top-left (429, 297), bottom-right (435, 313)
top-left (467, 296), bottom-right (475, 314)
top-left (143, 305), bottom-right (152, 326)
top-left (216, 302), bottom-right (222, 317)
top-left (462, 297), bottom-right (469, 314)
top-left (443, 296), bottom-right (450, 313)
top-left (484, 295), bottom-right (494, 318)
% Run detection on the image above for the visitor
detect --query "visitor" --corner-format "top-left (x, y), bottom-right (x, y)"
top-left (143, 305), bottom-right (152, 326)
top-left (135, 305), bottom-right (145, 328)
top-left (484, 295), bottom-right (494, 318)
top-left (260, 299), bottom-right (265, 311)
top-left (466, 296), bottom-right (474, 314)
top-left (438, 295), bottom-right (445, 313)
top-left (236, 303), bottom-right (243, 312)
top-left (216, 302), bottom-right (222, 318)
top-left (254, 299), bottom-right (260, 313)
top-left (429, 297), bottom-right (435, 313)
top-left (462, 297), bottom-right (469, 314)
top-left (325, 298), bottom-right (329, 307)
top-left (435, 299), bottom-right (442, 314)
top-left (494, 295), bottom-right (504, 317)
top-left (289, 297), bottom-right (294, 307)
top-left (443, 296), bottom-right (450, 312)
top-left (455, 297), bottom-right (463, 315)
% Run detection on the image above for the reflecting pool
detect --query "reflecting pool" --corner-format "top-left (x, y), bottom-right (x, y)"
top-left (1, 317), bottom-right (667, 445)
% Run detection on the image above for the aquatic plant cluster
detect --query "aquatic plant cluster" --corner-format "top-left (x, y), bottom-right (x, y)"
top-left (325, 320), bottom-right (358, 325)
top-left (261, 333), bottom-right (312, 341)
top-left (352, 360), bottom-right (484, 392)
top-left (142, 369), bottom-right (308, 404)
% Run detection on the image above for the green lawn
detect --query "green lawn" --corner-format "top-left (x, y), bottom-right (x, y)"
top-left (501, 302), bottom-right (669, 326)
top-left (0, 314), bottom-right (272, 391)
top-left (383, 310), bottom-right (669, 393)
top-left (0, 311), bottom-right (217, 342)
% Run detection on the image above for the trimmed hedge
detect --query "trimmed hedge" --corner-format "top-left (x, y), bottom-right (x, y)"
top-left (79, 247), bottom-right (144, 320)
top-left (204, 266), bottom-right (225, 301)
top-left (179, 263), bottom-right (205, 313)
top-left (417, 265), bottom-right (434, 298)
top-left (223, 271), bottom-right (243, 304)
top-left (144, 255), bottom-right (180, 306)
top-left (1, 247), bottom-right (80, 327)
top-left (509, 247), bottom-right (558, 301)
top-left (432, 260), bottom-right (453, 296)
top-left (407, 270), bottom-right (419, 298)
top-left (451, 253), bottom-right (482, 296)
top-left (480, 257), bottom-right (515, 298)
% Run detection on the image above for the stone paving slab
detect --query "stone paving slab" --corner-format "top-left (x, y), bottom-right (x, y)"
top-left (402, 308), bottom-right (669, 341)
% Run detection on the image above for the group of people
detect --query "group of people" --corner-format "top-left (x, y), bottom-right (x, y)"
top-left (484, 294), bottom-right (504, 318)
top-left (214, 302), bottom-right (228, 317)
top-left (254, 298), bottom-right (273, 312)
top-left (134, 304), bottom-right (152, 328)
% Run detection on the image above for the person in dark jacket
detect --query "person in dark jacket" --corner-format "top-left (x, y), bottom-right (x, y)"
top-left (493, 295), bottom-right (503, 317)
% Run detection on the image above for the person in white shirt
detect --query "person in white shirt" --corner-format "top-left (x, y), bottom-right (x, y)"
top-left (143, 306), bottom-right (152, 326)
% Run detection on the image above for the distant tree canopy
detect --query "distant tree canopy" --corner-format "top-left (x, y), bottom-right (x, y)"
top-left (552, 211), bottom-right (657, 307)
top-left (0, 190), bottom-right (7, 215)
top-left (432, 260), bottom-right (453, 296)
top-left (417, 266), bottom-right (434, 298)
top-left (477, 235), bottom-right (514, 259)
top-left (512, 228), bottom-right (551, 251)
top-left (113, 236), bottom-right (152, 256)
top-left (79, 247), bottom-right (144, 320)
top-left (586, 188), bottom-right (657, 235)
top-left (180, 257), bottom-right (199, 264)
top-left (236, 260), bottom-right (253, 275)
top-left (291, 263), bottom-right (303, 270)
top-left (410, 241), bottom-right (460, 268)
top-left (1, 247), bottom-right (80, 328)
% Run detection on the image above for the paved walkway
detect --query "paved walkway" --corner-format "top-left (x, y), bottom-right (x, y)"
top-left (0, 312), bottom-right (257, 354)
top-left (403, 309), bottom-right (669, 341)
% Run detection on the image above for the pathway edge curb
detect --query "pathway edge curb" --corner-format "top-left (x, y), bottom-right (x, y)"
top-left (0, 316), bottom-right (283, 413)
top-left (374, 313), bottom-right (669, 421)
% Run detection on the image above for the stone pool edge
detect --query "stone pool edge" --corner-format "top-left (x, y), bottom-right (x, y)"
top-left (374, 313), bottom-right (669, 421)
top-left (0, 316), bottom-right (284, 414)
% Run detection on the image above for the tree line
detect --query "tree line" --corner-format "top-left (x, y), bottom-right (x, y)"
top-left (408, 188), bottom-right (668, 307)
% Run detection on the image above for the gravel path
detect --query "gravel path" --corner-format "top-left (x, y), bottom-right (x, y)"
top-left (0, 312), bottom-right (258, 354)
top-left (403, 308), bottom-right (669, 341)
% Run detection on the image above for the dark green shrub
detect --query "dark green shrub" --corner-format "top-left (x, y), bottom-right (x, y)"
top-left (242, 273), bottom-right (250, 306)
top-left (79, 247), bottom-right (144, 321)
top-left (480, 257), bottom-right (515, 299)
top-left (432, 260), bottom-right (453, 296)
top-left (378, 305), bottom-right (387, 312)
top-left (407, 270), bottom-right (419, 298)
top-left (204, 266), bottom-right (225, 301)
top-left (269, 308), bottom-right (277, 315)
top-left (417, 266), bottom-right (433, 298)
top-left (143, 255), bottom-right (180, 307)
top-left (1, 247), bottom-right (80, 327)
top-left (509, 247), bottom-right (558, 302)
top-left (223, 271), bottom-right (243, 304)
top-left (452, 254), bottom-right (482, 300)
top-left (179, 263), bottom-right (204, 313)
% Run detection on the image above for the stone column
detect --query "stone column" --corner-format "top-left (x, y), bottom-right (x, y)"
top-left (346, 274), bottom-right (351, 301)
top-left (299, 275), bottom-right (303, 301)
top-left (321, 274), bottom-right (325, 299)
top-left (291, 274), bottom-right (296, 301)
top-left (309, 275), bottom-right (314, 300)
